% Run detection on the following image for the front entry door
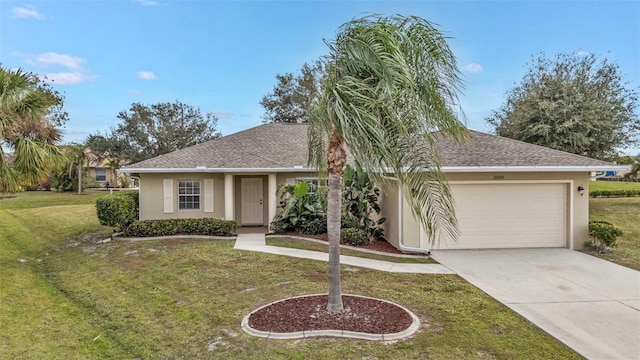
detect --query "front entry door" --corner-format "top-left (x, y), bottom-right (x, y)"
top-left (241, 178), bottom-right (263, 225)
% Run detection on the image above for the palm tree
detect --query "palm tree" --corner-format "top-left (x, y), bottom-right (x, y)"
top-left (104, 158), bottom-right (120, 187)
top-left (308, 15), bottom-right (468, 312)
top-left (0, 67), bottom-right (65, 192)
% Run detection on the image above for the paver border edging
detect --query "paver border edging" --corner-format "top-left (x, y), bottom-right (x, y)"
top-left (241, 293), bottom-right (421, 342)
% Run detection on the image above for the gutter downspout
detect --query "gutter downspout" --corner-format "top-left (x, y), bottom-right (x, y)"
top-left (382, 176), bottom-right (431, 255)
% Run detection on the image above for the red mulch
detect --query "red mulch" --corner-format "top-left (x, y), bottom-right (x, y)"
top-left (248, 295), bottom-right (413, 334)
top-left (280, 232), bottom-right (420, 255)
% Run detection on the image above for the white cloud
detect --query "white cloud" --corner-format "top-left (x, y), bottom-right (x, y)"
top-left (464, 63), bottom-right (484, 74)
top-left (34, 52), bottom-right (85, 70)
top-left (41, 72), bottom-right (96, 85)
top-left (128, 89), bottom-right (143, 95)
top-left (137, 71), bottom-right (156, 80)
top-left (137, 0), bottom-right (160, 6)
top-left (212, 111), bottom-right (236, 119)
top-left (11, 5), bottom-right (45, 20)
top-left (574, 50), bottom-right (590, 57)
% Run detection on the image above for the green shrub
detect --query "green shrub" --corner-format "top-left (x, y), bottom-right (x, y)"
top-left (341, 227), bottom-right (368, 246)
top-left (301, 216), bottom-right (327, 235)
top-left (589, 189), bottom-right (640, 198)
top-left (270, 220), bottom-right (293, 234)
top-left (586, 220), bottom-right (623, 252)
top-left (96, 193), bottom-right (138, 230)
top-left (123, 218), bottom-right (236, 237)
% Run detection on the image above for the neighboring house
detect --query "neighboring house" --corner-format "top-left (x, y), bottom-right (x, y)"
top-left (120, 123), bottom-right (625, 251)
top-left (85, 150), bottom-right (130, 188)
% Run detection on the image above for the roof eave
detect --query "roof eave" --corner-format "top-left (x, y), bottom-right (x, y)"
top-left (118, 167), bottom-right (317, 174)
top-left (442, 165), bottom-right (630, 173)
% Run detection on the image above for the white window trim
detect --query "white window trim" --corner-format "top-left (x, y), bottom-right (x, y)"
top-left (178, 180), bottom-right (201, 211)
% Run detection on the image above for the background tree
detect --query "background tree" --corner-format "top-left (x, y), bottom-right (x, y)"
top-left (309, 15), bottom-right (467, 312)
top-left (487, 53), bottom-right (639, 160)
top-left (87, 101), bottom-right (220, 163)
top-left (0, 66), bottom-right (68, 192)
top-left (260, 60), bottom-right (325, 123)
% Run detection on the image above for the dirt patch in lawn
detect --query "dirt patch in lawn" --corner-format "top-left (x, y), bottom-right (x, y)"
top-left (248, 294), bottom-right (413, 334)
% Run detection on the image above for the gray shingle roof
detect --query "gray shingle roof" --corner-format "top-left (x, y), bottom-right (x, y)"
top-left (124, 123), bottom-right (309, 170)
top-left (122, 123), bottom-right (615, 171)
top-left (435, 130), bottom-right (614, 168)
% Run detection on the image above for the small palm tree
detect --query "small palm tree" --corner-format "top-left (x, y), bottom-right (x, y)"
top-left (308, 15), bottom-right (468, 312)
top-left (0, 67), bottom-right (64, 192)
top-left (104, 158), bottom-right (120, 187)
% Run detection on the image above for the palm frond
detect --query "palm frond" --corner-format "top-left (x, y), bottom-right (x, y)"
top-left (308, 14), bottom-right (468, 243)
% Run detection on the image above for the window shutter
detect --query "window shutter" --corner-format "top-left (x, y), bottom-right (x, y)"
top-left (204, 179), bottom-right (214, 213)
top-left (163, 179), bottom-right (174, 213)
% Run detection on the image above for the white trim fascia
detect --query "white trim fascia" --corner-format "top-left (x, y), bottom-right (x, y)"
top-left (118, 167), bottom-right (316, 174)
top-left (119, 164), bottom-right (629, 174)
top-left (442, 165), bottom-right (629, 173)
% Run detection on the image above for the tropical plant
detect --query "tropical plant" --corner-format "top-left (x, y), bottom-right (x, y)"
top-left (49, 144), bottom-right (87, 193)
top-left (342, 162), bottom-right (385, 242)
top-left (0, 66), bottom-right (67, 192)
top-left (308, 15), bottom-right (467, 312)
top-left (270, 182), bottom-right (325, 232)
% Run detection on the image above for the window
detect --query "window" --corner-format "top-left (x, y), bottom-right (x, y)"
top-left (178, 180), bottom-right (200, 210)
top-left (296, 178), bottom-right (319, 194)
top-left (95, 168), bottom-right (106, 182)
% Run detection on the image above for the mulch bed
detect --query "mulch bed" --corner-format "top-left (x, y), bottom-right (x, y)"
top-left (248, 295), bottom-right (413, 334)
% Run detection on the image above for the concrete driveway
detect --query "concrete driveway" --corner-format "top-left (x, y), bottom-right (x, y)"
top-left (431, 248), bottom-right (640, 360)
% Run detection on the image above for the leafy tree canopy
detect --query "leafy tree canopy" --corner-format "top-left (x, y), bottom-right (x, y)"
top-left (87, 101), bottom-right (220, 164)
top-left (486, 53), bottom-right (639, 160)
top-left (260, 60), bottom-right (325, 124)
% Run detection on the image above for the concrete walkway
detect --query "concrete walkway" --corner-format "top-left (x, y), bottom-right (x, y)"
top-left (233, 233), bottom-right (454, 274)
top-left (432, 249), bottom-right (640, 360)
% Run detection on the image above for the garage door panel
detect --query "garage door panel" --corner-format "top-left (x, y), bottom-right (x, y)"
top-left (427, 183), bottom-right (567, 250)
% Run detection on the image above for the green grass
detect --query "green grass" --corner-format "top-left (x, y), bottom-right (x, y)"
top-left (0, 190), bottom-right (111, 210)
top-left (588, 197), bottom-right (640, 270)
top-left (266, 237), bottom-right (437, 264)
top-left (0, 191), bottom-right (580, 359)
top-left (589, 180), bottom-right (640, 192)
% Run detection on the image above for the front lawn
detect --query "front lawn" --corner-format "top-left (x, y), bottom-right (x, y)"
top-left (266, 236), bottom-right (437, 264)
top-left (588, 197), bottom-right (640, 270)
top-left (0, 191), bottom-right (579, 359)
top-left (589, 180), bottom-right (640, 192)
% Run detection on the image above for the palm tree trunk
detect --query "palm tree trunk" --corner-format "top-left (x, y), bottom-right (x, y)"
top-left (77, 162), bottom-right (82, 195)
top-left (327, 127), bottom-right (347, 313)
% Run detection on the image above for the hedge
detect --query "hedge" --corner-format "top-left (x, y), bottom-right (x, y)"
top-left (589, 189), bottom-right (640, 198)
top-left (96, 192), bottom-right (139, 230)
top-left (123, 218), bottom-right (236, 237)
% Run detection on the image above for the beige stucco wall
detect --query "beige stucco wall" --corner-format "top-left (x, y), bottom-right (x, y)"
top-left (87, 167), bottom-right (118, 187)
top-left (139, 171), bottom-right (319, 225)
top-left (138, 173), bottom-right (226, 220)
top-left (383, 172), bottom-right (591, 251)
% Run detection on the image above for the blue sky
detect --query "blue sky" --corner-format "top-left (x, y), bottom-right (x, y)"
top-left (2, 0), bottom-right (639, 154)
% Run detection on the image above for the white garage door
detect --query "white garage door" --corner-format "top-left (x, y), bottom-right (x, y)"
top-left (427, 183), bottom-right (567, 250)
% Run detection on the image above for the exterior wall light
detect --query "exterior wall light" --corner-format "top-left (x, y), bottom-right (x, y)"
top-left (578, 186), bottom-right (585, 196)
